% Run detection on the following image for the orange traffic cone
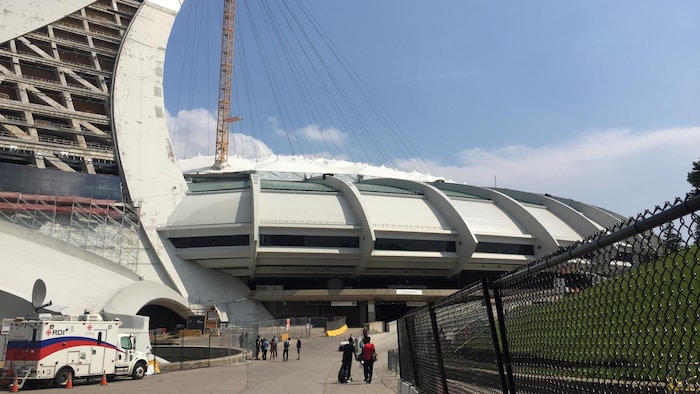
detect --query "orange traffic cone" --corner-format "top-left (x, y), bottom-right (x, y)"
top-left (66, 371), bottom-right (73, 389)
top-left (100, 371), bottom-right (107, 386)
top-left (9, 374), bottom-right (18, 392)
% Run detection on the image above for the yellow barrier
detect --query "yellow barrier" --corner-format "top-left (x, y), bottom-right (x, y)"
top-left (148, 359), bottom-right (160, 374)
top-left (326, 324), bottom-right (348, 337)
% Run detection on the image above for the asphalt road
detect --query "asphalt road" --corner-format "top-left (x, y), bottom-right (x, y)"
top-left (21, 330), bottom-right (400, 394)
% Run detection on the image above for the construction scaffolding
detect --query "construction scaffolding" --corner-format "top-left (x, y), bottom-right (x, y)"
top-left (0, 191), bottom-right (140, 272)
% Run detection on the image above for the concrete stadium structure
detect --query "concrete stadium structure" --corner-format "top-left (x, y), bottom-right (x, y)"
top-left (0, 0), bottom-right (627, 328)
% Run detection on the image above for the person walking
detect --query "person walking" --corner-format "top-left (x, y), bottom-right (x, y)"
top-left (261, 337), bottom-right (270, 360)
top-left (348, 334), bottom-right (360, 360)
top-left (357, 335), bottom-right (365, 354)
top-left (270, 336), bottom-right (278, 360)
top-left (340, 336), bottom-right (356, 382)
top-left (296, 337), bottom-right (302, 360)
top-left (255, 335), bottom-right (261, 360)
top-left (282, 337), bottom-right (291, 361)
top-left (361, 336), bottom-right (376, 383)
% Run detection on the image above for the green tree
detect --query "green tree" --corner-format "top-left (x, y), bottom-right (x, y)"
top-left (688, 159), bottom-right (700, 191)
top-left (688, 159), bottom-right (700, 244)
top-left (692, 214), bottom-right (700, 245)
top-left (660, 223), bottom-right (683, 253)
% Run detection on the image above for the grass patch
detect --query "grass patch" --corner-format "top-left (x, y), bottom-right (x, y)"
top-left (505, 246), bottom-right (700, 382)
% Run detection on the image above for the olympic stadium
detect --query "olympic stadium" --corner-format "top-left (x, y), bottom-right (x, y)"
top-left (0, 0), bottom-right (627, 329)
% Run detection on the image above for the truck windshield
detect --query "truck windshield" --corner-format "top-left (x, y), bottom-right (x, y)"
top-left (120, 336), bottom-right (133, 350)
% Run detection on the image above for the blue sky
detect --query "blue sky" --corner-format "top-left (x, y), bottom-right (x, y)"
top-left (163, 0), bottom-right (700, 218)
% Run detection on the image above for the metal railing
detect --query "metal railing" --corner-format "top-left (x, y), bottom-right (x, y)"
top-left (149, 318), bottom-right (328, 371)
top-left (0, 193), bottom-right (140, 271)
top-left (398, 191), bottom-right (700, 393)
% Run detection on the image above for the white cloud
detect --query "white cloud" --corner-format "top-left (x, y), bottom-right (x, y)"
top-left (296, 124), bottom-right (347, 143)
top-left (231, 133), bottom-right (274, 158)
top-left (267, 116), bottom-right (348, 147)
top-left (269, 116), bottom-right (287, 137)
top-left (167, 108), bottom-right (215, 158)
top-left (167, 108), bottom-right (273, 159)
top-left (268, 117), bottom-right (347, 144)
top-left (395, 127), bottom-right (700, 217)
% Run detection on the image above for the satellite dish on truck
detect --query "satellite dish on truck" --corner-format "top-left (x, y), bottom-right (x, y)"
top-left (31, 279), bottom-right (52, 312)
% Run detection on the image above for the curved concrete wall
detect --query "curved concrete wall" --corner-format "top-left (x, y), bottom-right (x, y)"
top-left (112, 1), bottom-right (271, 322)
top-left (0, 0), bottom-right (94, 43)
top-left (0, 220), bottom-right (136, 316)
top-left (0, 0), bottom-right (272, 324)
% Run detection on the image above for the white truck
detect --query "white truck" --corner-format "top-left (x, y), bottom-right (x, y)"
top-left (2, 313), bottom-right (149, 388)
top-left (0, 318), bottom-right (10, 371)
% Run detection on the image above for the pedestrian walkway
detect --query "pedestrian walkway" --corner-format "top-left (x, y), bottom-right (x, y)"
top-left (33, 330), bottom-right (400, 394)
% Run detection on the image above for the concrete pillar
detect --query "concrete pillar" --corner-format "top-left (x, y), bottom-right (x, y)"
top-left (367, 301), bottom-right (376, 322)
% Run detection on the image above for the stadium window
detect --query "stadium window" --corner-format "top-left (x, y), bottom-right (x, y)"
top-left (374, 238), bottom-right (456, 252)
top-left (260, 235), bottom-right (360, 248)
top-left (169, 235), bottom-right (250, 248)
top-left (474, 242), bottom-right (535, 255)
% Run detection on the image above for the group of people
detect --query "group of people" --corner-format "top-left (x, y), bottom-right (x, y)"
top-left (250, 330), bottom-right (378, 384)
top-left (340, 333), bottom-right (376, 384)
top-left (255, 335), bottom-right (301, 362)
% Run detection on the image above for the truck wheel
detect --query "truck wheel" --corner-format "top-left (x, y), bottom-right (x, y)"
top-left (132, 361), bottom-right (146, 380)
top-left (54, 367), bottom-right (73, 388)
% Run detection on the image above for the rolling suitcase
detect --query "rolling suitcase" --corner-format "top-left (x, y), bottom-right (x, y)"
top-left (338, 362), bottom-right (350, 383)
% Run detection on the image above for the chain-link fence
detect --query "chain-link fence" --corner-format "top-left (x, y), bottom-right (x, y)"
top-left (398, 192), bottom-right (700, 393)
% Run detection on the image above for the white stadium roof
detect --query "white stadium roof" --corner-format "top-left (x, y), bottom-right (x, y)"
top-left (161, 154), bottom-right (626, 278)
top-left (179, 154), bottom-right (445, 183)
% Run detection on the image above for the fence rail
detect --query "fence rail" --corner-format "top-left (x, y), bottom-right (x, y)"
top-left (398, 192), bottom-right (700, 393)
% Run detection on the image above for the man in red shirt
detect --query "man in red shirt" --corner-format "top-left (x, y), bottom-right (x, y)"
top-left (361, 336), bottom-right (376, 383)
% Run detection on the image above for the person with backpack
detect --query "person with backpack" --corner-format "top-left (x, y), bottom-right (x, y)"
top-left (282, 337), bottom-right (291, 361)
top-left (261, 337), bottom-right (269, 360)
top-left (357, 336), bottom-right (365, 356)
top-left (361, 336), bottom-right (376, 383)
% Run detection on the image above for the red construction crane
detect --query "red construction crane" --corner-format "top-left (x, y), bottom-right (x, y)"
top-left (213, 0), bottom-right (241, 169)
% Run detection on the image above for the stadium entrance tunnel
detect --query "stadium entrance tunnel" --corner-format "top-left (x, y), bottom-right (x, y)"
top-left (104, 280), bottom-right (191, 332)
top-left (138, 304), bottom-right (187, 332)
top-left (375, 302), bottom-right (414, 324)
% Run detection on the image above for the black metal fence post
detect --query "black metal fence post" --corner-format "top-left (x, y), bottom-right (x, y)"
top-left (428, 301), bottom-right (449, 393)
top-left (492, 281), bottom-right (515, 393)
top-left (152, 329), bottom-right (158, 374)
top-left (403, 316), bottom-right (421, 388)
top-left (483, 276), bottom-right (508, 394)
